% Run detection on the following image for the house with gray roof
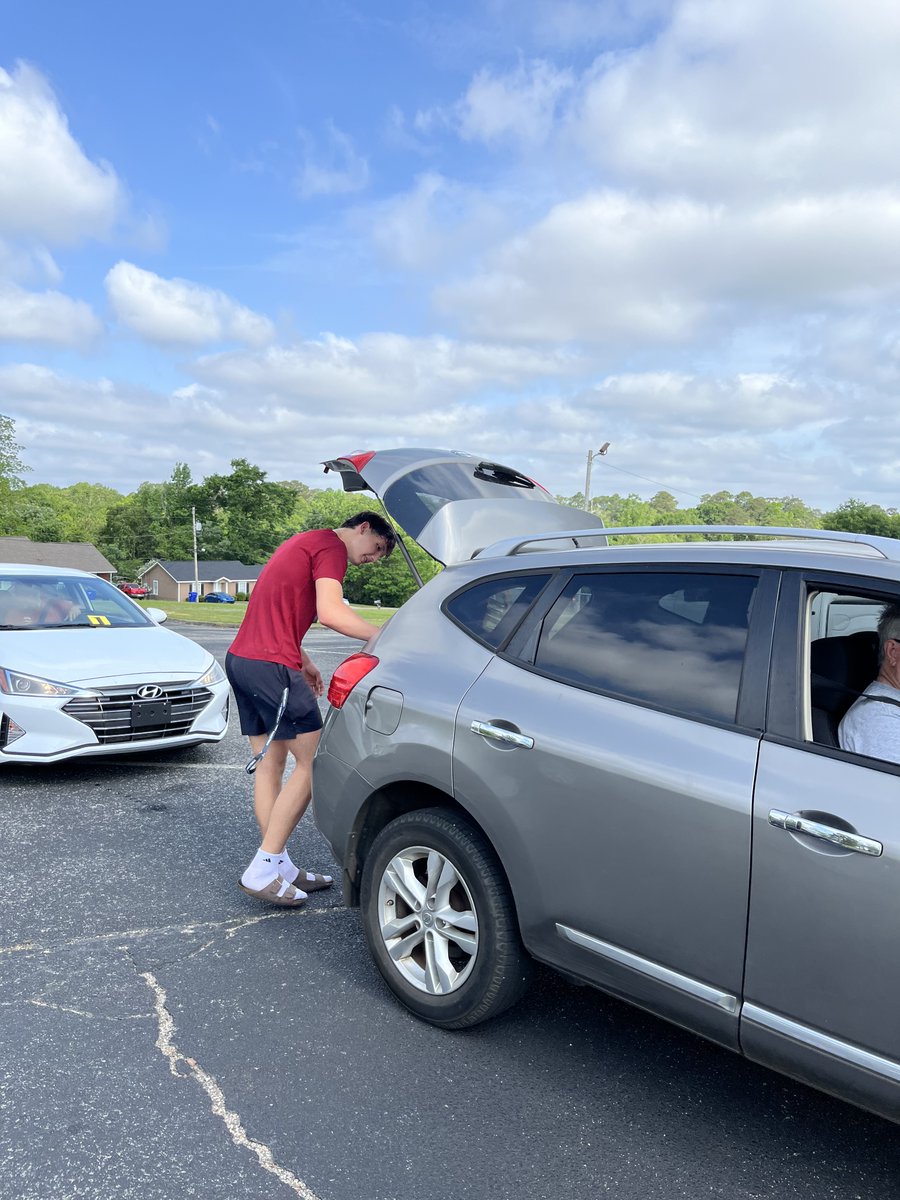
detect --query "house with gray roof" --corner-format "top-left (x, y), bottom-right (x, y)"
top-left (140, 559), bottom-right (265, 602)
top-left (0, 537), bottom-right (116, 578)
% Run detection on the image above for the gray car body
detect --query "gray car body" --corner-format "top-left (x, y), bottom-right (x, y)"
top-left (313, 472), bottom-right (900, 1123)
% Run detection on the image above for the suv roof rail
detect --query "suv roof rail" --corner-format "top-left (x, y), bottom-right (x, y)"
top-left (480, 525), bottom-right (900, 561)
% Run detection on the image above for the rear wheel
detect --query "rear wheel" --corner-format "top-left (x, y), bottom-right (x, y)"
top-left (360, 808), bottom-right (532, 1028)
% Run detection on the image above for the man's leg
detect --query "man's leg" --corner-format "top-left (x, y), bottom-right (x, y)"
top-left (248, 736), bottom-right (290, 838)
top-left (259, 728), bottom-right (321, 853)
top-left (239, 729), bottom-right (321, 904)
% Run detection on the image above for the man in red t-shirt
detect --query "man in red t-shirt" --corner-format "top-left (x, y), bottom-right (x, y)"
top-left (226, 511), bottom-right (396, 906)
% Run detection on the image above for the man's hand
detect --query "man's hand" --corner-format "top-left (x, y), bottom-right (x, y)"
top-left (301, 655), bottom-right (324, 697)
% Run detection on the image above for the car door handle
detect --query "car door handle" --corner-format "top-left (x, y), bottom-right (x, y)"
top-left (768, 810), bottom-right (883, 856)
top-left (470, 721), bottom-right (534, 749)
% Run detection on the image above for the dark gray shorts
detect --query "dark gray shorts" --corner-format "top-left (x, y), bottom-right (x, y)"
top-left (225, 652), bottom-right (323, 738)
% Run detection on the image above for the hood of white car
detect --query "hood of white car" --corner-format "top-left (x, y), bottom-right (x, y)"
top-left (0, 625), bottom-right (214, 687)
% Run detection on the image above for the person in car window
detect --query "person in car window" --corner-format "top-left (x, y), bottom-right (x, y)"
top-left (838, 601), bottom-right (900, 764)
top-left (0, 582), bottom-right (45, 627)
top-left (226, 512), bottom-right (396, 907)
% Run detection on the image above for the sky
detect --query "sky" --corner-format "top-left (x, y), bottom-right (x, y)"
top-left (2, 0), bottom-right (900, 511)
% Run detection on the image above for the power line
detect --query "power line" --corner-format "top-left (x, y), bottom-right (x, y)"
top-left (591, 459), bottom-right (705, 502)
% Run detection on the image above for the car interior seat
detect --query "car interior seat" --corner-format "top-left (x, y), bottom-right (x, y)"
top-left (810, 630), bottom-right (880, 746)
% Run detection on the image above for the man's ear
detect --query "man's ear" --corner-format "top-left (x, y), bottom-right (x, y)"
top-left (356, 521), bottom-right (370, 536)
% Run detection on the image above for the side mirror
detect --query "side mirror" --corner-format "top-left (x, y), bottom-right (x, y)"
top-left (146, 607), bottom-right (168, 624)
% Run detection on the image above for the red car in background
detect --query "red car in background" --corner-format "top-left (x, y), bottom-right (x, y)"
top-left (117, 582), bottom-right (150, 598)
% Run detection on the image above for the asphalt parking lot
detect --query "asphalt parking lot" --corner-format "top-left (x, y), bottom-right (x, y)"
top-left (1, 623), bottom-right (899, 1200)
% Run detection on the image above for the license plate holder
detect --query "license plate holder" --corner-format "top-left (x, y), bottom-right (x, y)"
top-left (131, 699), bottom-right (172, 729)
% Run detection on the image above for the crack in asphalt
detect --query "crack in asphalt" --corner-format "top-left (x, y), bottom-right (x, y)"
top-left (23, 998), bottom-right (154, 1021)
top-left (0, 904), bottom-right (347, 958)
top-left (4, 905), bottom-right (352, 1197)
top-left (142, 969), bottom-right (324, 1200)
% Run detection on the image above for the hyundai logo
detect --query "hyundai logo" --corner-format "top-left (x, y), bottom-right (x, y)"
top-left (137, 685), bottom-right (163, 699)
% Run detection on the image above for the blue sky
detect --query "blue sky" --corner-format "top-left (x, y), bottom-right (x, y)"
top-left (2, 0), bottom-right (900, 509)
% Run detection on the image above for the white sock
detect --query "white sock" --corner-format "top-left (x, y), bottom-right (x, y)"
top-left (241, 848), bottom-right (283, 890)
top-left (278, 847), bottom-right (298, 883)
top-left (294, 868), bottom-right (333, 884)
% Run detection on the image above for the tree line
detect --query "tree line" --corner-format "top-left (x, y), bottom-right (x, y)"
top-left (1, 414), bottom-right (898, 608)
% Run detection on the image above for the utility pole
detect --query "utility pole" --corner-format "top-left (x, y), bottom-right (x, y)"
top-left (584, 442), bottom-right (611, 512)
top-left (191, 506), bottom-right (200, 600)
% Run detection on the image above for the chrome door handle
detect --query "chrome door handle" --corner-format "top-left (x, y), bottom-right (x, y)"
top-left (470, 721), bottom-right (534, 749)
top-left (768, 810), bottom-right (883, 857)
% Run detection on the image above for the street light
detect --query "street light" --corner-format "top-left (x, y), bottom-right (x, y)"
top-left (584, 442), bottom-right (611, 512)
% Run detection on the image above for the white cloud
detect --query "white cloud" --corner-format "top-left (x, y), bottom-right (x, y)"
top-left (531, 0), bottom-right (675, 49)
top-left (296, 120), bottom-right (369, 198)
top-left (0, 238), bottom-right (61, 285)
top-left (104, 262), bottom-right (276, 347)
top-left (455, 61), bottom-right (575, 147)
top-left (569, 0), bottom-right (900, 199)
top-left (370, 173), bottom-right (509, 272)
top-left (0, 284), bottom-right (102, 345)
top-left (0, 62), bottom-right (123, 243)
top-left (437, 190), bottom-right (900, 342)
top-left (191, 332), bottom-right (583, 410)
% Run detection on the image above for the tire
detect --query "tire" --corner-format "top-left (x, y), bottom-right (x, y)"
top-left (360, 808), bottom-right (532, 1029)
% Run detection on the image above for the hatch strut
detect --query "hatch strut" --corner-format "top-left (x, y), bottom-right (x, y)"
top-left (374, 496), bottom-right (424, 588)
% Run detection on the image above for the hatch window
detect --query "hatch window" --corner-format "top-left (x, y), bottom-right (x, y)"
top-left (384, 462), bottom-right (548, 539)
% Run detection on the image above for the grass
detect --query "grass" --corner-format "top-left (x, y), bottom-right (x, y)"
top-left (140, 599), bottom-right (397, 627)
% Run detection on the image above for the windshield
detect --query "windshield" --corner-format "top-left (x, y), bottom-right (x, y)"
top-left (383, 461), bottom-right (549, 540)
top-left (0, 573), bottom-right (157, 630)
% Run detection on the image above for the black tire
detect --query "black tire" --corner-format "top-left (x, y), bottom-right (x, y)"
top-left (360, 807), bottom-right (532, 1029)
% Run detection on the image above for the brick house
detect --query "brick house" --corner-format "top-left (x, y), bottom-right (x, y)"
top-left (139, 559), bottom-right (265, 602)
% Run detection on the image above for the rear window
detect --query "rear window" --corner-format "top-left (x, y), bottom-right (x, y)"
top-left (384, 462), bottom-right (549, 539)
top-left (532, 571), bottom-right (759, 723)
top-left (445, 573), bottom-right (552, 649)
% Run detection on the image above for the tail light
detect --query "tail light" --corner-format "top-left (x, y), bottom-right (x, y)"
top-left (327, 653), bottom-right (379, 709)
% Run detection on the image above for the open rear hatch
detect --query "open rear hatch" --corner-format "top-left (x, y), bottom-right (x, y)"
top-left (323, 447), bottom-right (606, 568)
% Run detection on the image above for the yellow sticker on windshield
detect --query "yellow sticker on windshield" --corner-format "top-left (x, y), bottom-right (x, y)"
top-left (87, 614), bottom-right (111, 626)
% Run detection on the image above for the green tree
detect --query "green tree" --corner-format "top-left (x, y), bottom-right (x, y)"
top-left (650, 490), bottom-right (679, 515)
top-left (0, 413), bottom-right (27, 485)
top-left (97, 482), bottom-right (170, 577)
top-left (0, 413), bottom-right (28, 519)
top-left (822, 499), bottom-right (900, 538)
top-left (1, 481), bottom-right (123, 542)
top-left (198, 458), bottom-right (297, 563)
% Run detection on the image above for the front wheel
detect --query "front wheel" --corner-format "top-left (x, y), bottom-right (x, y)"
top-left (360, 808), bottom-right (532, 1029)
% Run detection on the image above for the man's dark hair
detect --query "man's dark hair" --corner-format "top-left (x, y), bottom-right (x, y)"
top-left (339, 510), bottom-right (397, 556)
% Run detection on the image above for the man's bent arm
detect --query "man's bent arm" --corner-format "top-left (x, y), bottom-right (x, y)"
top-left (315, 578), bottom-right (381, 641)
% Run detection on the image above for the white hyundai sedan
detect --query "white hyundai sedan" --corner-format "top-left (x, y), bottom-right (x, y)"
top-left (0, 564), bottom-right (229, 765)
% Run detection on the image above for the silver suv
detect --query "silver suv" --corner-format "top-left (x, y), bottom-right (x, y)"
top-left (312, 448), bottom-right (900, 1125)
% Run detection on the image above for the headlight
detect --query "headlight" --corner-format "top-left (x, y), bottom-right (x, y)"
top-left (0, 668), bottom-right (84, 697)
top-left (196, 660), bottom-right (226, 687)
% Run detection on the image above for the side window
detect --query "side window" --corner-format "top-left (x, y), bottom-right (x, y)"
top-left (445, 574), bottom-right (552, 649)
top-left (532, 571), bottom-right (759, 723)
top-left (807, 589), bottom-right (900, 765)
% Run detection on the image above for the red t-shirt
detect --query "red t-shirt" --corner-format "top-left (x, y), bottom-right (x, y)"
top-left (229, 529), bottom-right (348, 670)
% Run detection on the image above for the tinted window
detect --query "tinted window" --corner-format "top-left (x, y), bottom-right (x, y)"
top-left (446, 574), bottom-right (552, 649)
top-left (384, 462), bottom-right (549, 539)
top-left (533, 571), bottom-right (758, 722)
